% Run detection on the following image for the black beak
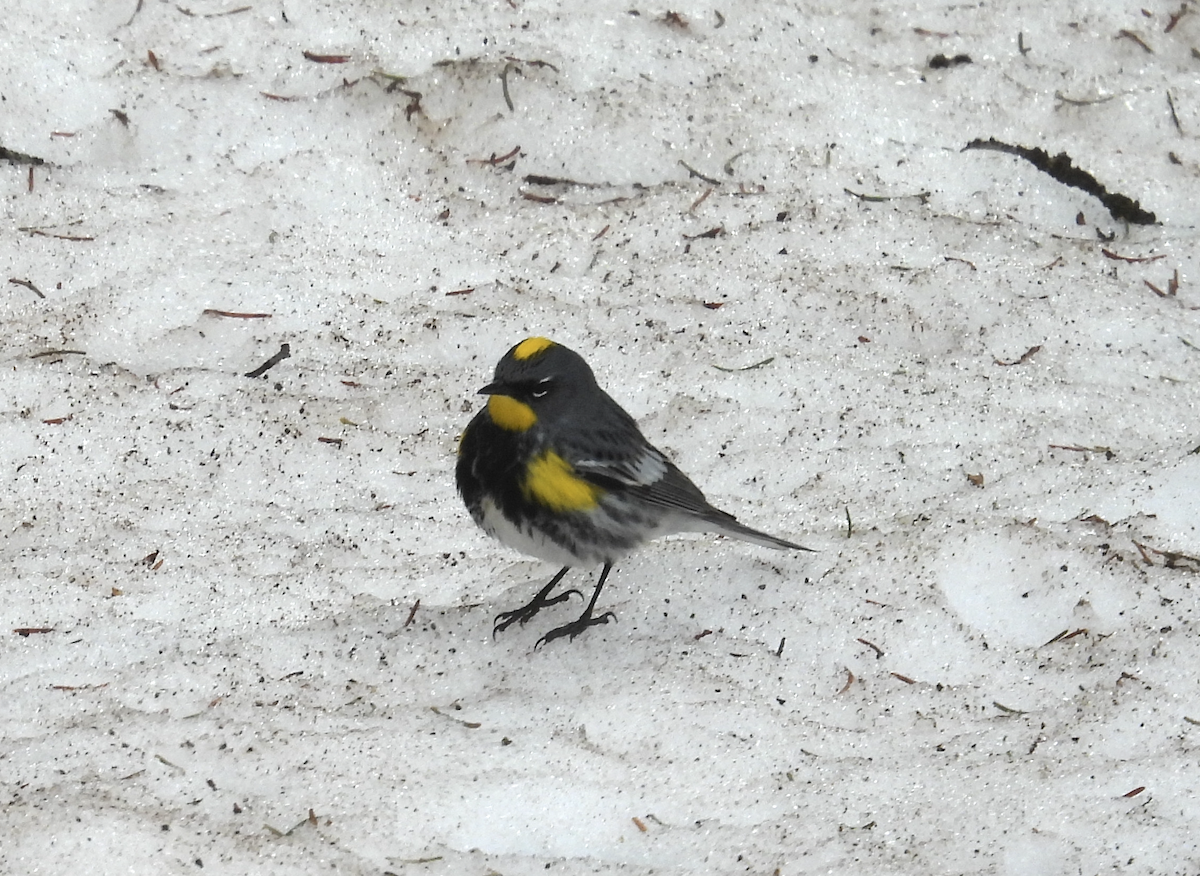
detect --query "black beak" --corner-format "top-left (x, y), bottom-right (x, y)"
top-left (478, 381), bottom-right (501, 396)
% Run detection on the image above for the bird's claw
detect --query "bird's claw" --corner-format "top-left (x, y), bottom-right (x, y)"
top-left (493, 588), bottom-right (582, 637)
top-left (534, 610), bottom-right (616, 649)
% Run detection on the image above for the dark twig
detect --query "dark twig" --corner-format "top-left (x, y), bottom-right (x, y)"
top-left (1166, 4), bottom-right (1190, 32)
top-left (994, 344), bottom-right (1041, 366)
top-left (177, 4), bottom-right (250, 17)
top-left (523, 174), bottom-right (600, 188)
top-left (1167, 91), bottom-right (1183, 134)
top-left (245, 343), bottom-right (291, 378)
top-left (678, 160), bottom-right (722, 185)
top-left (0, 145), bottom-right (47, 166)
top-left (500, 62), bottom-right (517, 111)
top-left (203, 309), bottom-right (273, 318)
top-left (468, 145), bottom-right (521, 166)
top-left (857, 637), bottom-right (884, 658)
top-left (303, 51), bottom-right (351, 64)
top-left (963, 137), bottom-right (1157, 224)
top-left (1054, 91), bottom-right (1115, 107)
top-left (846, 188), bottom-right (931, 205)
top-left (1116, 29), bottom-right (1153, 53)
top-left (1101, 249), bottom-right (1165, 264)
top-left (688, 187), bottom-right (714, 213)
top-left (504, 56), bottom-right (559, 73)
top-left (8, 278), bottom-right (45, 298)
top-left (712, 356), bottom-right (774, 373)
top-left (20, 227), bottom-right (94, 241)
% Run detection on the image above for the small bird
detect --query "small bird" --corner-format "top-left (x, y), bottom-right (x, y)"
top-left (456, 337), bottom-right (812, 646)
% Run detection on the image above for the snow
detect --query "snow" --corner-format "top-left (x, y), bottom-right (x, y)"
top-left (3, 0), bottom-right (1199, 874)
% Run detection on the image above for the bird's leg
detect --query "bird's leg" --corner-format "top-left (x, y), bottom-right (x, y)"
top-left (493, 566), bottom-right (580, 636)
top-left (535, 563), bottom-right (616, 648)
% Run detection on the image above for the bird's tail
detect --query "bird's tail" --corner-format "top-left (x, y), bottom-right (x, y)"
top-left (709, 513), bottom-right (814, 552)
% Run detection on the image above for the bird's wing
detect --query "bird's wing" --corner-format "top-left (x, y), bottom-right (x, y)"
top-left (572, 444), bottom-right (719, 517)
top-left (555, 400), bottom-right (726, 518)
top-left (567, 427), bottom-right (812, 551)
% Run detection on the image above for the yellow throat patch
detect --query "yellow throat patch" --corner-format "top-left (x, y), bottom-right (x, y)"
top-left (523, 450), bottom-right (602, 512)
top-left (513, 337), bottom-right (555, 360)
top-left (487, 394), bottom-right (537, 431)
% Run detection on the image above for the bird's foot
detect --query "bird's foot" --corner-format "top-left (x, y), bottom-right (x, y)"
top-left (534, 610), bottom-right (616, 649)
top-left (493, 588), bottom-right (581, 636)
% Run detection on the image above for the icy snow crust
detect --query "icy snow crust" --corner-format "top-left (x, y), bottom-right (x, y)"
top-left (2, 2), bottom-right (1199, 874)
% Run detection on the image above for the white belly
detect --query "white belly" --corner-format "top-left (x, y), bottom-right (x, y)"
top-left (477, 496), bottom-right (585, 566)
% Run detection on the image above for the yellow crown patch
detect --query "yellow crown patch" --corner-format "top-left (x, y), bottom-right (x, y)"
top-left (513, 337), bottom-right (556, 361)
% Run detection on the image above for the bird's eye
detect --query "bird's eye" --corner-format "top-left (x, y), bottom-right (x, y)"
top-left (530, 376), bottom-right (552, 399)
top-left (531, 388), bottom-right (548, 399)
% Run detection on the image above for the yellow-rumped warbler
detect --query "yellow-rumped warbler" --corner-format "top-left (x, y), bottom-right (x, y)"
top-left (456, 337), bottom-right (812, 646)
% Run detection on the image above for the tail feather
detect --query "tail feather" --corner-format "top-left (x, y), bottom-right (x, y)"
top-left (708, 514), bottom-right (814, 552)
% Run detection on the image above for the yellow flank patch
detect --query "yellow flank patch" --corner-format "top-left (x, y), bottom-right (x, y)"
top-left (488, 394), bottom-right (537, 431)
top-left (513, 336), bottom-right (555, 361)
top-left (523, 450), bottom-right (602, 512)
